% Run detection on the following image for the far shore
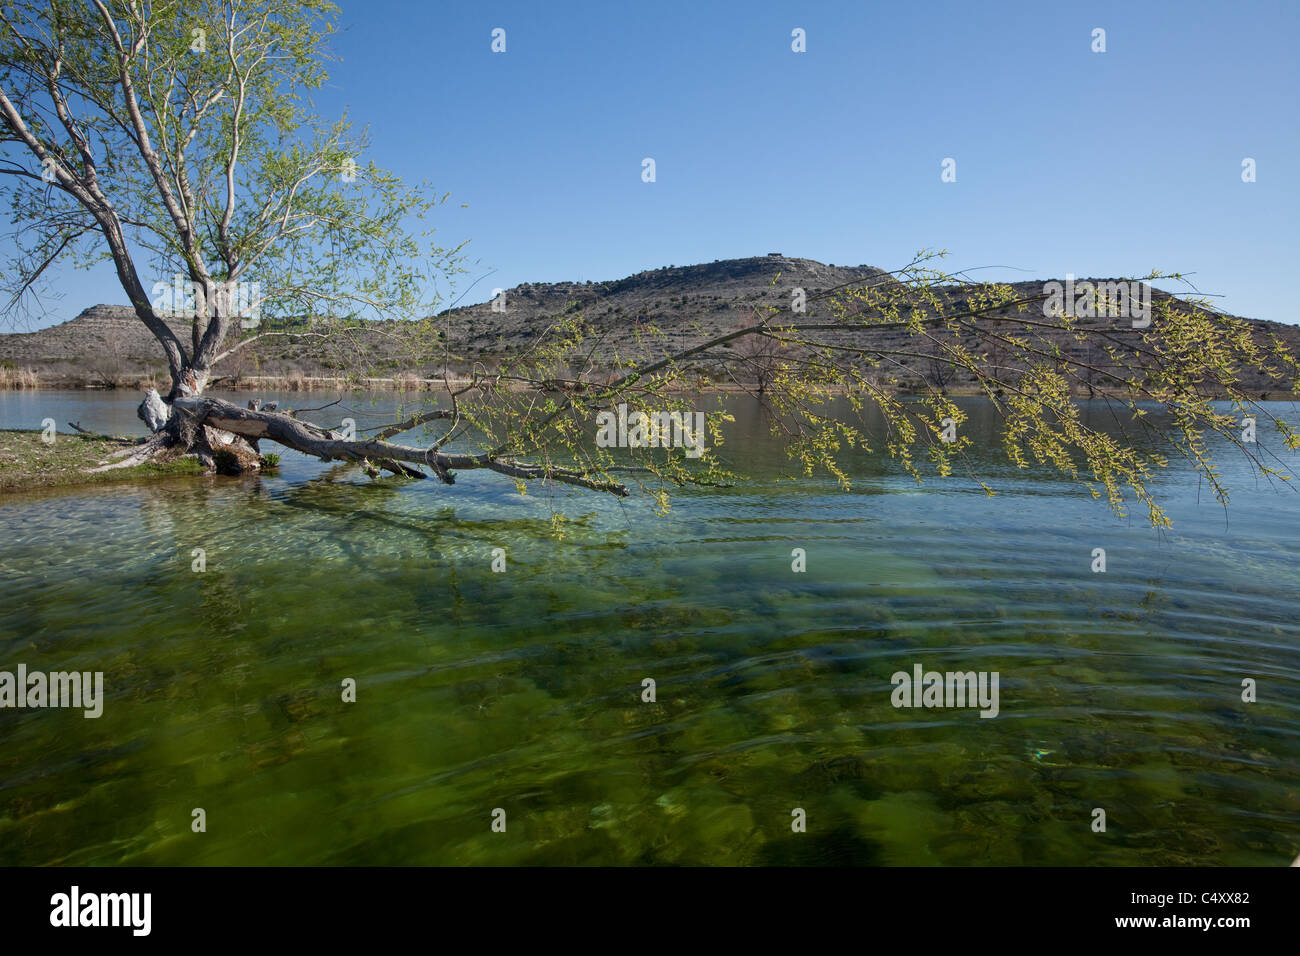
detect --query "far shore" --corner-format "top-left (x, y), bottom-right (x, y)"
top-left (3, 377), bottom-right (1296, 403)
top-left (2, 368), bottom-right (1296, 402)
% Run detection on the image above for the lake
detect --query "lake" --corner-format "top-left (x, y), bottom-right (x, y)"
top-left (0, 389), bottom-right (1297, 865)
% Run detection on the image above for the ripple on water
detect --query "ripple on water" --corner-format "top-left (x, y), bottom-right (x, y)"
top-left (1, 394), bottom-right (1298, 864)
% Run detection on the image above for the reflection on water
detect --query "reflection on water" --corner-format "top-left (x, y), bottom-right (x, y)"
top-left (0, 391), bottom-right (1298, 865)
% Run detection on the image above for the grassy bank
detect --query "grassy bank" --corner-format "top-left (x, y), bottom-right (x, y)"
top-left (0, 429), bottom-right (205, 494)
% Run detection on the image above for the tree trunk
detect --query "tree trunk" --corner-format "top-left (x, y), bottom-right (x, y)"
top-left (97, 394), bottom-right (630, 495)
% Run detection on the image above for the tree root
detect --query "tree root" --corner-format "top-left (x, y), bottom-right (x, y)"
top-left (88, 432), bottom-right (176, 472)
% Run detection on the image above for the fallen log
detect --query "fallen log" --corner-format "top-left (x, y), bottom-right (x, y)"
top-left (170, 395), bottom-right (629, 495)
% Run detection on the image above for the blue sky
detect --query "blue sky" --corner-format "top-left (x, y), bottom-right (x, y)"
top-left (10, 0), bottom-right (1300, 326)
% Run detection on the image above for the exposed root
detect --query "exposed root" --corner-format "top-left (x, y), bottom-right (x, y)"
top-left (88, 432), bottom-right (175, 472)
top-left (89, 405), bottom-right (267, 476)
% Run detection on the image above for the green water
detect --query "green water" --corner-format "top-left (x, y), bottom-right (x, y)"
top-left (0, 391), bottom-right (1298, 865)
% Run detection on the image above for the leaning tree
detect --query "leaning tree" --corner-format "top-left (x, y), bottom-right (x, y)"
top-left (2, 1), bottom-right (1297, 524)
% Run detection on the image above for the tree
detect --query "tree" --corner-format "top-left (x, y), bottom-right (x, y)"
top-left (2, 4), bottom-right (1297, 524)
top-left (727, 305), bottom-right (783, 395)
top-left (1, 0), bottom-right (458, 470)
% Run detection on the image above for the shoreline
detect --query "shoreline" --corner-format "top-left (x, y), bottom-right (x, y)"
top-left (2, 377), bottom-right (1296, 401)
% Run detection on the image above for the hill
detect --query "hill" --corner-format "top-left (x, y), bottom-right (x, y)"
top-left (2, 254), bottom-right (1296, 396)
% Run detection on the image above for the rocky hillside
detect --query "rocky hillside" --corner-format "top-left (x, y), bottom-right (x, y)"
top-left (2, 254), bottom-right (1296, 395)
top-left (0, 255), bottom-right (891, 386)
top-left (443, 254), bottom-right (889, 356)
top-left (0, 305), bottom-right (191, 384)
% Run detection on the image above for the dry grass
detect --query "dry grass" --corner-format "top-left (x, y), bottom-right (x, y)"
top-left (1, 366), bottom-right (493, 392)
top-left (0, 366), bottom-right (39, 389)
top-left (221, 372), bottom-right (451, 391)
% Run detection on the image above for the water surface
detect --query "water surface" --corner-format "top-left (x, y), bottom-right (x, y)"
top-left (1, 390), bottom-right (1297, 865)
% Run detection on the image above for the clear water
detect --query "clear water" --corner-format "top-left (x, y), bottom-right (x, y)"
top-left (0, 390), bottom-right (1297, 865)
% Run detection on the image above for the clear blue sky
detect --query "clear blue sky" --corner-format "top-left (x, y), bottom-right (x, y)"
top-left (13, 0), bottom-right (1300, 326)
